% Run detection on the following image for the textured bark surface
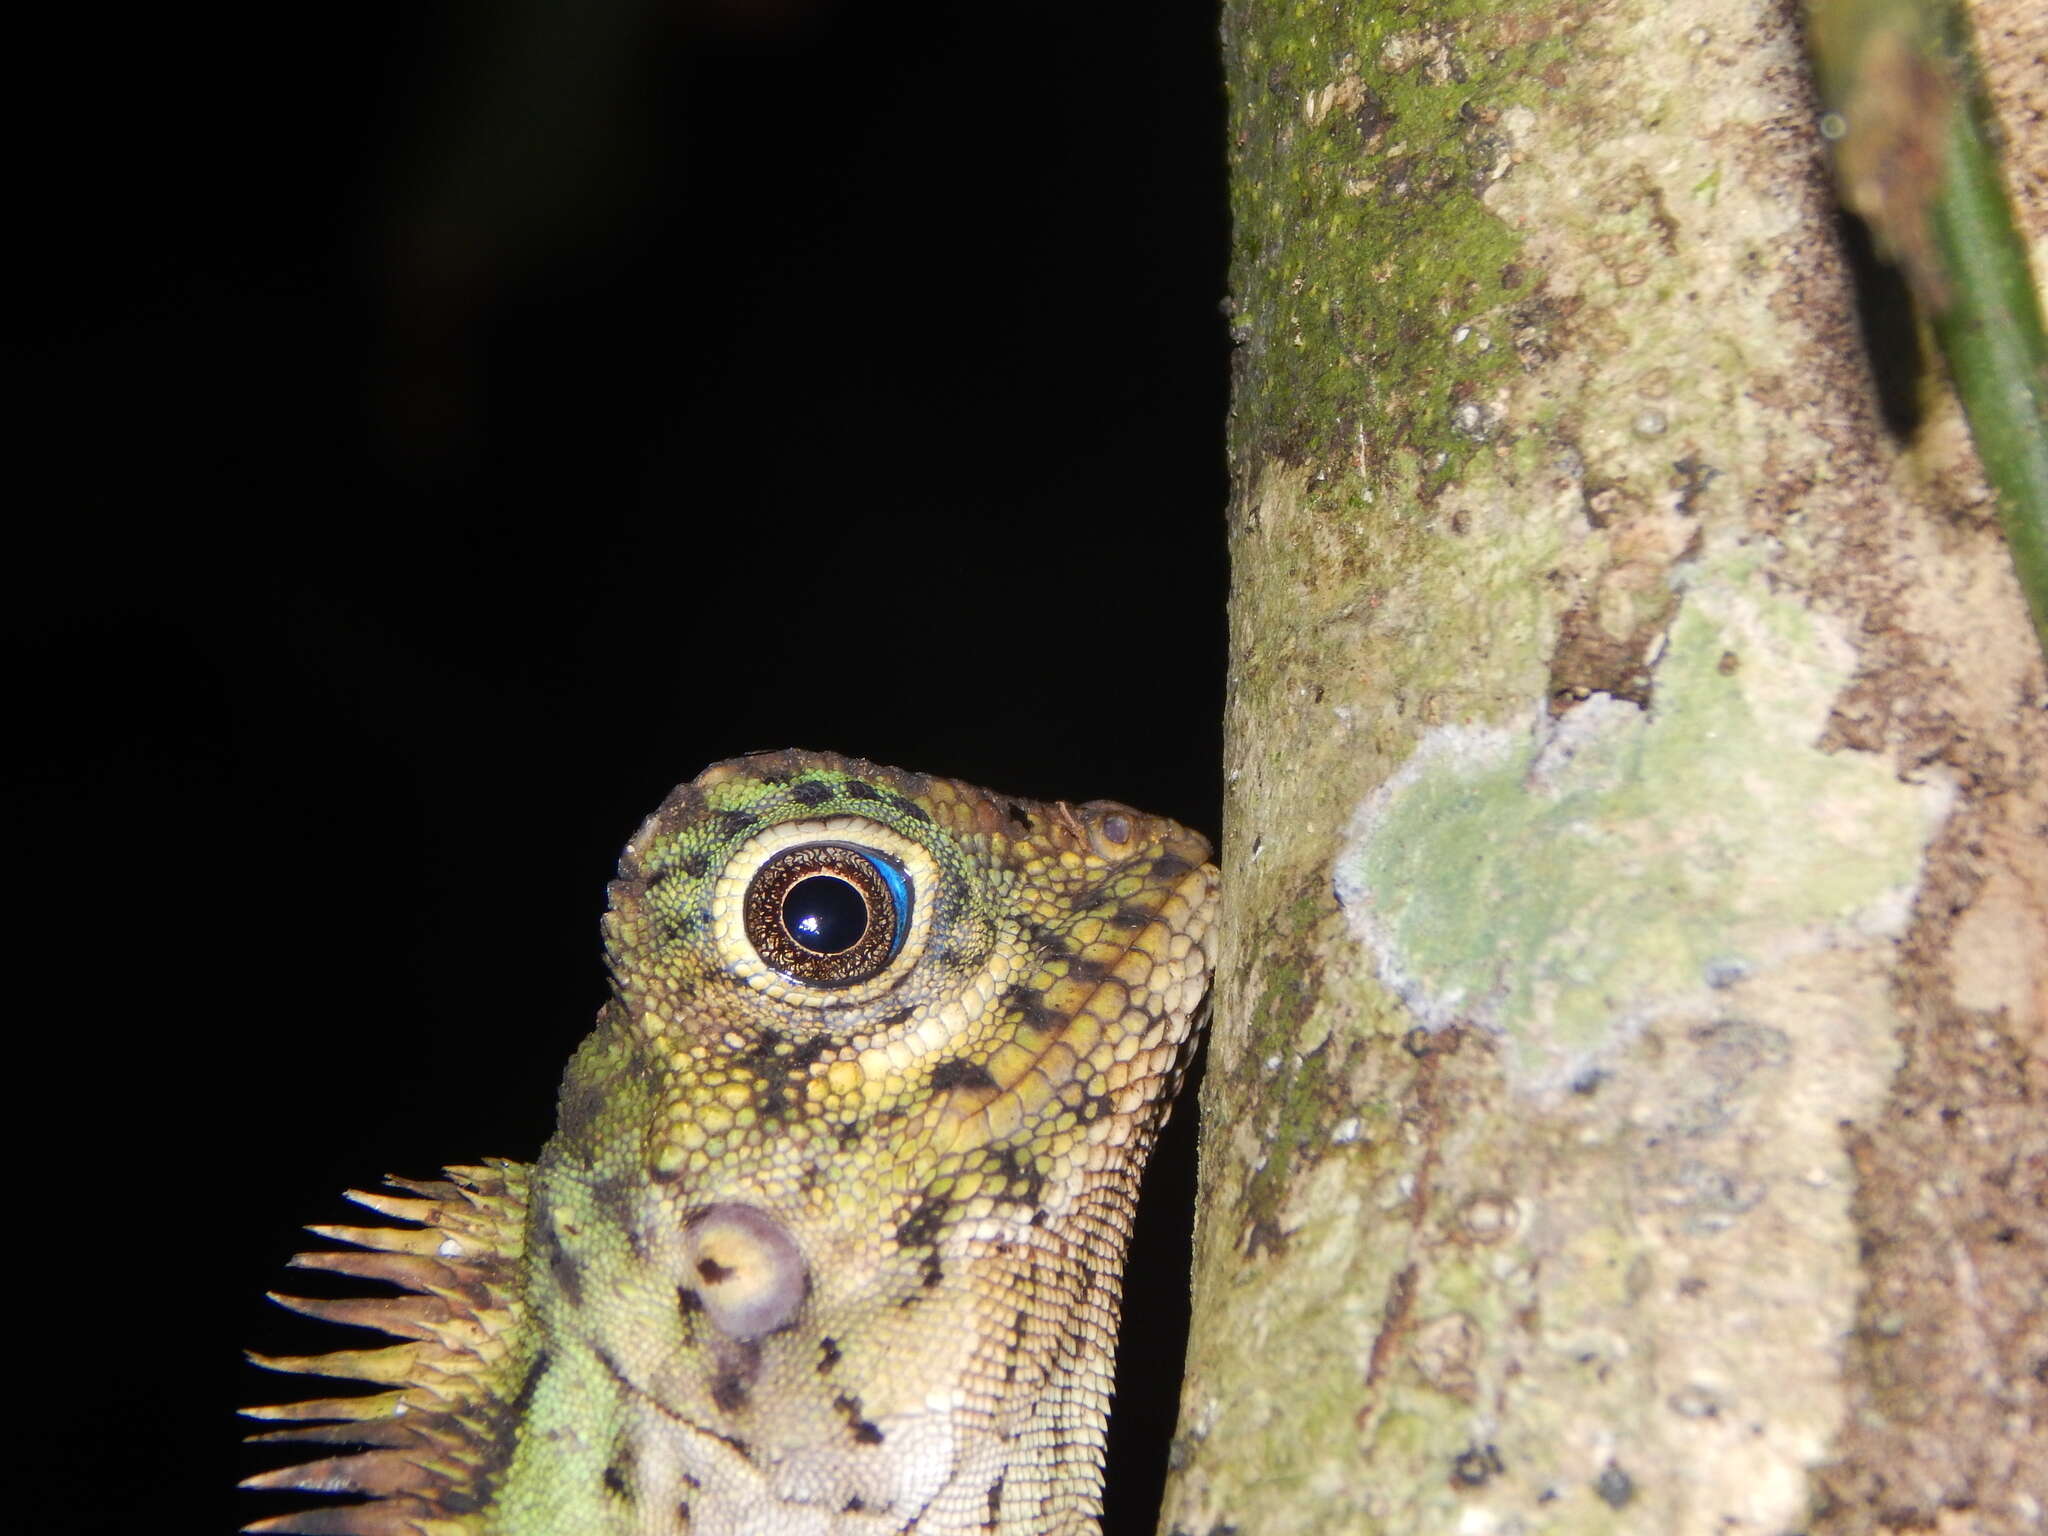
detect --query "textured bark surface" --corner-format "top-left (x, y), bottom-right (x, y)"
top-left (1965, 0), bottom-right (2044, 269)
top-left (1165, 1), bottom-right (2045, 1533)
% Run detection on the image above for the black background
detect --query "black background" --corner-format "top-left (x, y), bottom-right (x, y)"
top-left (12, 3), bottom-right (1227, 1532)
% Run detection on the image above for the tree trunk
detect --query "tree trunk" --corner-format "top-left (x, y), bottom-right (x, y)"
top-left (1164, 1), bottom-right (2046, 1532)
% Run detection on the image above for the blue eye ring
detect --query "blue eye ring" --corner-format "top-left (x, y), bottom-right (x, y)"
top-left (742, 843), bottom-right (914, 987)
top-left (867, 851), bottom-right (913, 956)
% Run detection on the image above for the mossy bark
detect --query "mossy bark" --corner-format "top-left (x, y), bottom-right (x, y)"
top-left (1166, 2), bottom-right (2046, 1533)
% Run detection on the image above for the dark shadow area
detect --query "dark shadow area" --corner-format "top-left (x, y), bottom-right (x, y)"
top-left (7, 4), bottom-right (1227, 1532)
top-left (1104, 1033), bottom-right (1208, 1535)
top-left (1833, 207), bottom-right (1927, 439)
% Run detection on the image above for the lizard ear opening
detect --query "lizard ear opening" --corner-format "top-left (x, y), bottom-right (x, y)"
top-left (679, 1202), bottom-right (810, 1341)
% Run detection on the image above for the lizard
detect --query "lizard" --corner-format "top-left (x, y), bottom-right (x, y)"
top-left (244, 749), bottom-right (1219, 1535)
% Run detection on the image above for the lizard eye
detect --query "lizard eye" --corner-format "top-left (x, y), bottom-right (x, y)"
top-left (743, 843), bottom-right (913, 986)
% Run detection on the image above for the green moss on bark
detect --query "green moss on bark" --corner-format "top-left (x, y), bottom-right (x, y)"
top-left (1225, 0), bottom-right (1572, 486)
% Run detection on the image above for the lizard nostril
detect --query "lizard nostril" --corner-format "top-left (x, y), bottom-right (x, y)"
top-left (1075, 799), bottom-right (1175, 859)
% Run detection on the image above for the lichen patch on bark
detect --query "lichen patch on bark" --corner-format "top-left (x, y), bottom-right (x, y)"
top-left (1333, 541), bottom-right (1955, 1094)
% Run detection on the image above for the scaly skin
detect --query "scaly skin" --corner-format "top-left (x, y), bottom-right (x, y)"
top-left (246, 751), bottom-right (1219, 1535)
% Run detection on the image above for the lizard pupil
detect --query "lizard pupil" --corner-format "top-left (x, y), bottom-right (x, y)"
top-left (782, 875), bottom-right (867, 954)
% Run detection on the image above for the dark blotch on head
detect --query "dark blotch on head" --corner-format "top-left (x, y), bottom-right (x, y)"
top-left (818, 1336), bottom-right (841, 1373)
top-left (984, 1147), bottom-right (1046, 1207)
top-left (928, 1058), bottom-right (997, 1092)
top-left (511, 1350), bottom-right (550, 1418)
top-left (711, 1367), bottom-right (750, 1414)
top-left (593, 1177), bottom-right (653, 1261)
top-left (894, 1192), bottom-right (949, 1248)
top-left (1108, 903), bottom-right (1151, 930)
top-left (889, 795), bottom-right (932, 824)
top-left (789, 780), bottom-right (834, 807)
top-left (676, 850), bottom-right (712, 879)
top-left (485, 1348), bottom-right (553, 1487)
top-left (987, 1476), bottom-right (1005, 1520)
top-left (735, 1029), bottom-right (831, 1123)
top-left (740, 1026), bottom-right (787, 1059)
top-left (1002, 985), bottom-right (1056, 1031)
top-left (1148, 853), bottom-right (1194, 882)
top-left (678, 1286), bottom-right (704, 1315)
top-left (697, 1256), bottom-right (735, 1284)
top-left (1068, 956), bottom-right (1108, 984)
top-left (833, 1393), bottom-right (885, 1445)
top-left (842, 780), bottom-right (879, 801)
top-left (545, 1228), bottom-right (584, 1308)
top-left (920, 1251), bottom-right (944, 1287)
top-left (715, 810), bottom-right (758, 836)
top-left (603, 1464), bottom-right (630, 1499)
top-left (554, 1074), bottom-right (609, 1143)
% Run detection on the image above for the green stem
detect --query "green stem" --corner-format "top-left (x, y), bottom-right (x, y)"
top-left (1928, 75), bottom-right (2048, 657)
top-left (1807, 0), bottom-right (2048, 660)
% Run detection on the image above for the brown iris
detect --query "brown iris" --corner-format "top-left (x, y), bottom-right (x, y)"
top-left (743, 843), bottom-right (910, 986)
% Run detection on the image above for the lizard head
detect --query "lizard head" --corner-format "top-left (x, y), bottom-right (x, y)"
top-left (575, 748), bottom-right (1214, 1175)
top-left (245, 751), bottom-right (1217, 1536)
